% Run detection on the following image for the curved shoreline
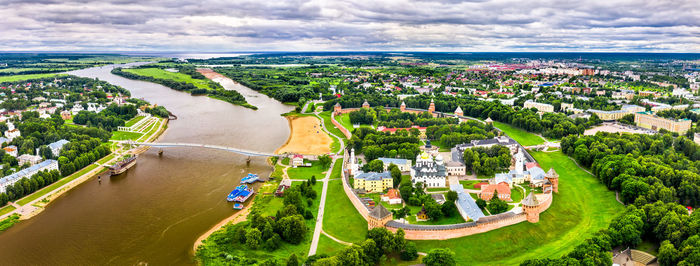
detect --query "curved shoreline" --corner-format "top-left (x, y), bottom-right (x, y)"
top-left (274, 116), bottom-right (294, 155)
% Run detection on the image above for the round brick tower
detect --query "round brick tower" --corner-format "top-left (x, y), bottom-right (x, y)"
top-left (522, 192), bottom-right (540, 223)
top-left (428, 99), bottom-right (435, 113)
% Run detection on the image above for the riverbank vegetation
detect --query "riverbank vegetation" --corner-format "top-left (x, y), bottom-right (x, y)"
top-left (111, 66), bottom-right (256, 109)
top-left (196, 180), bottom-right (322, 264)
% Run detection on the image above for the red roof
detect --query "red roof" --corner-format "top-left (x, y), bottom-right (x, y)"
top-left (525, 162), bottom-right (540, 170)
top-left (480, 182), bottom-right (511, 201)
top-left (377, 125), bottom-right (427, 133)
top-left (385, 189), bottom-right (400, 199)
top-left (293, 154), bottom-right (303, 158)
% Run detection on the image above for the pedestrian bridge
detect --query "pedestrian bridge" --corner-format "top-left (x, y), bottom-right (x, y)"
top-left (124, 141), bottom-right (281, 157)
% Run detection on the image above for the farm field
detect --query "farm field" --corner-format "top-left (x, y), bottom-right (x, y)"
top-left (123, 68), bottom-right (212, 90)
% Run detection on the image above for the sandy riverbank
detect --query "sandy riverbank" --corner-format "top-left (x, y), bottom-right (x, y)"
top-left (276, 116), bottom-right (332, 155)
top-left (192, 203), bottom-right (251, 253)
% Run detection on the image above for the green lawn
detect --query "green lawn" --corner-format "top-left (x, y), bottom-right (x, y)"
top-left (459, 180), bottom-right (485, 189)
top-left (493, 121), bottom-right (545, 146)
top-left (336, 113), bottom-right (355, 132)
top-left (323, 180), bottom-right (368, 243)
top-left (426, 187), bottom-right (450, 192)
top-left (270, 163), bottom-right (285, 179)
top-left (329, 159), bottom-right (342, 179)
top-left (16, 156), bottom-right (112, 206)
top-left (636, 239), bottom-right (659, 256)
top-left (281, 157), bottom-right (290, 166)
top-left (287, 160), bottom-right (327, 180)
top-left (427, 139), bottom-right (452, 152)
top-left (124, 115), bottom-right (146, 127)
top-left (316, 234), bottom-right (349, 255)
top-left (318, 111), bottom-right (348, 140)
top-left (0, 205), bottom-right (16, 216)
top-left (412, 151), bottom-right (623, 264)
top-left (110, 131), bottom-right (143, 141)
top-left (0, 73), bottom-right (64, 82)
top-left (123, 68), bottom-right (212, 90)
top-left (510, 187), bottom-right (524, 202)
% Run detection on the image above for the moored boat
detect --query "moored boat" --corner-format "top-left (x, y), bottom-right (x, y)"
top-left (110, 155), bottom-right (137, 175)
top-left (227, 185), bottom-right (248, 202)
top-left (240, 173), bottom-right (259, 184)
top-left (233, 203), bottom-right (244, 210)
top-left (233, 188), bottom-right (254, 202)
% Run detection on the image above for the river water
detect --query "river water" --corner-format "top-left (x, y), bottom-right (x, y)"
top-left (0, 63), bottom-right (293, 265)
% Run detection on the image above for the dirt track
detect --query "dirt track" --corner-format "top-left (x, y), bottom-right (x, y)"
top-left (276, 116), bottom-right (332, 155)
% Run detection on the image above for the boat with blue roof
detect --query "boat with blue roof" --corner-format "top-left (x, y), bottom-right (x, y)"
top-left (226, 185), bottom-right (248, 202)
top-left (240, 173), bottom-right (259, 184)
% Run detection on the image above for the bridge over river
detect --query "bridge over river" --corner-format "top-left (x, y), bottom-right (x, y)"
top-left (124, 141), bottom-right (284, 157)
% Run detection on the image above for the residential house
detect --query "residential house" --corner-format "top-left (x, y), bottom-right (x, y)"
top-left (354, 171), bottom-right (393, 193)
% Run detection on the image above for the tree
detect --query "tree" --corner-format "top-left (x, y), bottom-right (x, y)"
top-left (245, 228), bottom-right (262, 249)
top-left (366, 159), bottom-right (384, 172)
top-left (318, 154), bottom-right (332, 168)
top-left (389, 164), bottom-right (402, 188)
top-left (401, 242), bottom-right (419, 261)
top-left (475, 198), bottom-right (487, 210)
top-left (286, 254), bottom-right (299, 266)
top-left (658, 240), bottom-right (679, 266)
top-left (488, 197), bottom-right (508, 214)
top-left (276, 215), bottom-right (307, 244)
top-left (310, 175), bottom-right (317, 185)
top-left (441, 201), bottom-right (457, 217)
top-left (446, 190), bottom-right (458, 202)
top-left (422, 248), bottom-right (456, 266)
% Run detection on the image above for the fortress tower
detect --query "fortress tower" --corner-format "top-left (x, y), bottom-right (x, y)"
top-left (334, 102), bottom-right (342, 115)
top-left (428, 99), bottom-right (435, 114)
top-left (546, 168), bottom-right (559, 193)
top-left (522, 192), bottom-right (540, 223)
top-left (362, 99), bottom-right (370, 109)
top-left (400, 101), bottom-right (406, 112)
top-left (454, 106), bottom-right (463, 117)
top-left (368, 204), bottom-right (392, 229)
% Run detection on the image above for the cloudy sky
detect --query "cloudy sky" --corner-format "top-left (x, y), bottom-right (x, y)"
top-left (1, 0), bottom-right (699, 52)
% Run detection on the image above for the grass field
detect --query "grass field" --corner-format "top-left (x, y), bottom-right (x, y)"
top-left (286, 160), bottom-right (327, 180)
top-left (16, 154), bottom-right (113, 206)
top-left (316, 234), bottom-right (349, 255)
top-left (318, 111), bottom-right (348, 141)
top-left (412, 150), bottom-right (622, 264)
top-left (336, 113), bottom-right (355, 132)
top-left (510, 187), bottom-right (524, 202)
top-left (0, 73), bottom-right (64, 82)
top-left (110, 131), bottom-right (143, 141)
top-left (493, 121), bottom-right (545, 146)
top-left (124, 115), bottom-right (146, 127)
top-left (323, 179), bottom-right (368, 243)
top-left (428, 139), bottom-right (452, 152)
top-left (0, 205), bottom-right (16, 216)
top-left (124, 68), bottom-right (212, 90)
top-left (459, 180), bottom-right (485, 189)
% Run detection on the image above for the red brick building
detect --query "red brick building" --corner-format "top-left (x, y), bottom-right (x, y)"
top-left (479, 182), bottom-right (511, 201)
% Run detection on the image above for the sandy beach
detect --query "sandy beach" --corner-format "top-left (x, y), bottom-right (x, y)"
top-left (276, 116), bottom-right (332, 155)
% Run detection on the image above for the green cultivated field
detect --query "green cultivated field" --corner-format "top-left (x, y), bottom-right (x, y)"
top-left (123, 68), bottom-right (212, 90)
top-left (493, 121), bottom-right (545, 146)
top-left (0, 73), bottom-right (64, 82)
top-left (323, 179), bottom-right (368, 243)
top-left (413, 150), bottom-right (622, 264)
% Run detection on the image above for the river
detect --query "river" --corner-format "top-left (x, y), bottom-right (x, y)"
top-left (0, 63), bottom-right (294, 265)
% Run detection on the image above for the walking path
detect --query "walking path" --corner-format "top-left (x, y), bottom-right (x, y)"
top-left (308, 158), bottom-right (337, 256)
top-left (322, 230), bottom-right (352, 246)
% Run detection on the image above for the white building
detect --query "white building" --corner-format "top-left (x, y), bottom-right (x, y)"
top-left (523, 100), bottom-right (554, 113)
top-left (47, 139), bottom-right (69, 157)
top-left (377, 158), bottom-right (412, 172)
top-left (410, 153), bottom-right (447, 188)
top-left (4, 129), bottom-right (20, 140)
top-left (18, 154), bottom-right (42, 166)
top-left (0, 160), bottom-right (59, 193)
